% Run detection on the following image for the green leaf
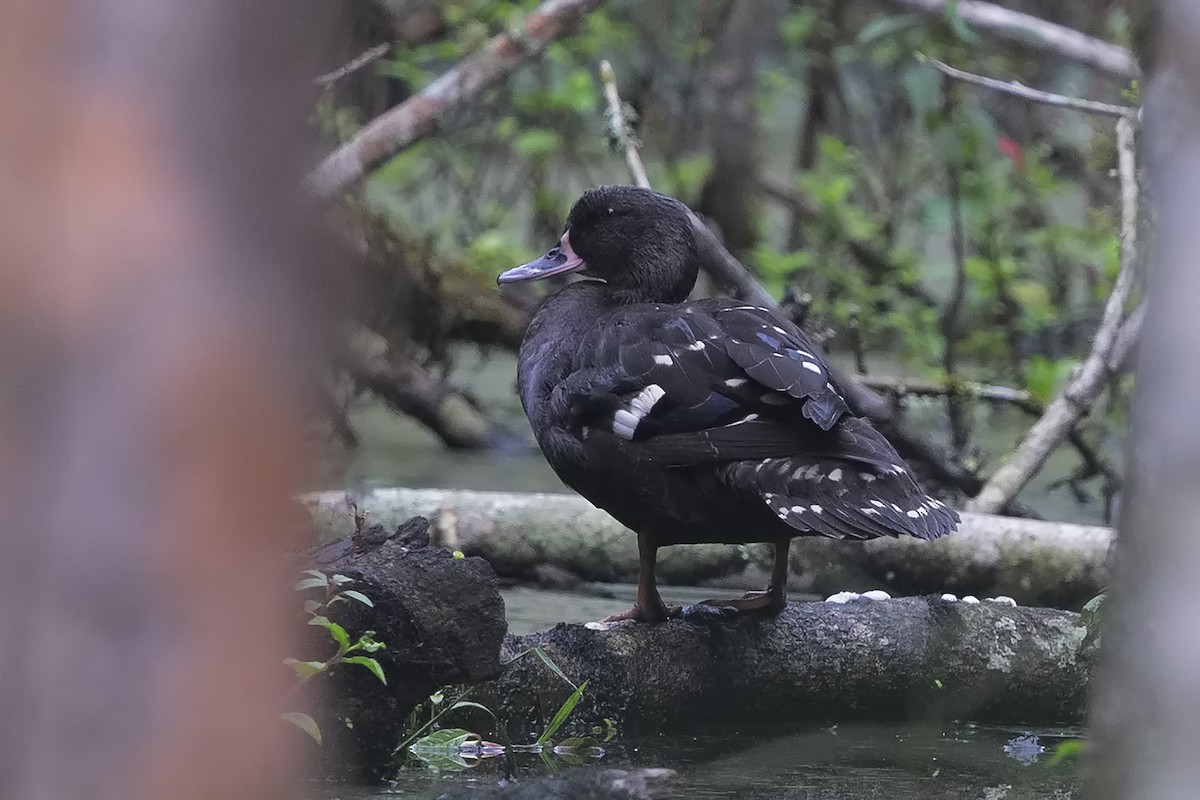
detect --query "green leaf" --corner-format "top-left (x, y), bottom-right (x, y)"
top-left (410, 727), bottom-right (479, 751)
top-left (513, 129), bottom-right (561, 158)
top-left (341, 590), bottom-right (374, 607)
top-left (294, 577), bottom-right (328, 592)
top-left (330, 573), bottom-right (354, 585)
top-left (1081, 593), bottom-right (1105, 648)
top-left (450, 700), bottom-right (496, 720)
top-left (303, 600), bottom-right (322, 614)
top-left (537, 679), bottom-right (588, 745)
top-left (857, 14), bottom-right (920, 45)
top-left (283, 658), bottom-right (326, 679)
top-left (591, 717), bottom-right (618, 743)
top-left (533, 647), bottom-right (577, 689)
top-left (408, 728), bottom-right (480, 771)
top-left (553, 737), bottom-right (605, 765)
top-left (343, 655), bottom-right (387, 685)
top-left (280, 712), bottom-right (322, 744)
top-left (299, 569), bottom-right (326, 579)
top-left (1048, 739), bottom-right (1085, 766)
top-left (309, 616), bottom-right (350, 652)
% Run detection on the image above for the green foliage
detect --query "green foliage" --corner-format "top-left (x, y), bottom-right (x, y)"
top-left (401, 646), bottom-right (602, 774)
top-left (283, 570), bottom-right (389, 745)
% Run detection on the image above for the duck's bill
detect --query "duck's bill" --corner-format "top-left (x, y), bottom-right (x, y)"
top-left (497, 231), bottom-right (585, 284)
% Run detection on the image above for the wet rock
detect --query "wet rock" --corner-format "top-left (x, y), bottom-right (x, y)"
top-left (434, 767), bottom-right (677, 800)
top-left (301, 517), bottom-right (507, 779)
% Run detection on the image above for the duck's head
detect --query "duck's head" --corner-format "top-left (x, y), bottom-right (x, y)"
top-left (498, 185), bottom-right (699, 303)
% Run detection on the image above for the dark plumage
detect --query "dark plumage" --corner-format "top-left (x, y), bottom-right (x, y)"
top-left (498, 185), bottom-right (957, 623)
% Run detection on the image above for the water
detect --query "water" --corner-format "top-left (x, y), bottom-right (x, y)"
top-left (327, 722), bottom-right (1081, 798)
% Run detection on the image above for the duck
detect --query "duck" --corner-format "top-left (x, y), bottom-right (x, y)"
top-left (498, 185), bottom-right (958, 624)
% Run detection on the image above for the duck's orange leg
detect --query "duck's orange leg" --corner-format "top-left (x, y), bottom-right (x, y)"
top-left (597, 530), bottom-right (677, 624)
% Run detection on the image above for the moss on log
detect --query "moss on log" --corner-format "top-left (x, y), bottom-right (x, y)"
top-left (303, 488), bottom-right (1111, 608)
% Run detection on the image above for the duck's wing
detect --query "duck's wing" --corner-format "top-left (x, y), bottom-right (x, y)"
top-left (557, 300), bottom-right (958, 541)
top-left (557, 299), bottom-right (872, 466)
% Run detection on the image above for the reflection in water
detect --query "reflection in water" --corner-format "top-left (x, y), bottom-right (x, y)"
top-left (329, 722), bottom-right (1081, 799)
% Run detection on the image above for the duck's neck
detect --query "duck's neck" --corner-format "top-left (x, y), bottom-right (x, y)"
top-left (607, 254), bottom-right (699, 305)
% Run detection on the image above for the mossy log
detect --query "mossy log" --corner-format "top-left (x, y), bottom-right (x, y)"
top-left (303, 488), bottom-right (1111, 608)
top-left (483, 598), bottom-right (1093, 736)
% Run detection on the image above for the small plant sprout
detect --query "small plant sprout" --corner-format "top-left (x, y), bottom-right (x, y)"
top-left (282, 570), bottom-right (387, 743)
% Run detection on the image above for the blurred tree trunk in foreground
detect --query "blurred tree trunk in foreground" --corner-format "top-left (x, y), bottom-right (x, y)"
top-left (1086, 2), bottom-right (1200, 796)
top-left (0, 2), bottom-right (334, 798)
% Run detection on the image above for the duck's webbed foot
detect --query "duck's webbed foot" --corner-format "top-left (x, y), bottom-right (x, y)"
top-left (595, 599), bottom-right (679, 626)
top-left (587, 530), bottom-right (678, 629)
top-left (687, 540), bottom-right (791, 617)
top-left (690, 588), bottom-right (786, 616)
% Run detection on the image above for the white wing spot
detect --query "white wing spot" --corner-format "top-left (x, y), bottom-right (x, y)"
top-left (870, 500), bottom-right (885, 508)
top-left (685, 341), bottom-right (705, 351)
top-left (653, 354), bottom-right (673, 366)
top-left (828, 468), bottom-right (843, 482)
top-left (790, 505), bottom-right (804, 514)
top-left (611, 410), bottom-right (639, 439)
top-left (859, 472), bottom-right (876, 483)
top-left (772, 325), bottom-right (789, 335)
top-left (906, 510), bottom-right (920, 519)
top-left (628, 384), bottom-right (666, 416)
top-left (724, 378), bottom-right (747, 388)
top-left (802, 362), bottom-right (822, 374)
top-left (810, 504), bottom-right (823, 514)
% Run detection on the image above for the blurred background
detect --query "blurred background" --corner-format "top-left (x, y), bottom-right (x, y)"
top-left (318, 0), bottom-right (1140, 528)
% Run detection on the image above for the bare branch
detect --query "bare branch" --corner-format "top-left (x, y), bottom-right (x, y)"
top-left (314, 43), bottom-right (390, 88)
top-left (308, 0), bottom-right (606, 198)
top-left (857, 374), bottom-right (1034, 406)
top-left (885, 0), bottom-right (1138, 78)
top-left (967, 116), bottom-right (1140, 513)
top-left (599, 60), bottom-right (650, 189)
top-left (921, 55), bottom-right (1137, 119)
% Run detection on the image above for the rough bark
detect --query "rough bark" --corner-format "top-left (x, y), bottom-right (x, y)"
top-left (303, 488), bottom-right (1112, 608)
top-left (301, 518), bottom-right (508, 780)
top-left (1087, 6), bottom-right (1200, 796)
top-left (0, 2), bottom-right (333, 799)
top-left (484, 598), bottom-right (1093, 737)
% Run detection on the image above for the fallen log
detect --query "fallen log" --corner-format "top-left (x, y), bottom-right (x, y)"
top-left (484, 598), bottom-right (1093, 736)
top-left (302, 488), bottom-right (1111, 608)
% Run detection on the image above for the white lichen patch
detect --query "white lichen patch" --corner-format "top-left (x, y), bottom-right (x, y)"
top-left (986, 615), bottom-right (1020, 672)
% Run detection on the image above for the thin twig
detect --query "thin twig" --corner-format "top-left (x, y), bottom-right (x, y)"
top-left (968, 116), bottom-right (1140, 513)
top-left (920, 55), bottom-right (1137, 119)
top-left (888, 0), bottom-right (1138, 78)
top-left (861, 373), bottom-right (1121, 506)
top-left (599, 60), bottom-right (650, 189)
top-left (941, 81), bottom-right (970, 453)
top-left (314, 43), bottom-right (391, 88)
top-left (308, 0), bottom-right (607, 198)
